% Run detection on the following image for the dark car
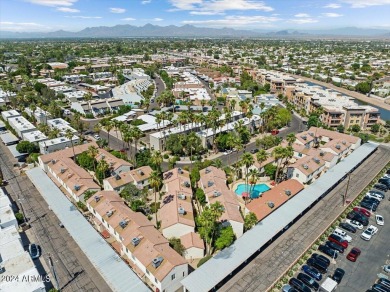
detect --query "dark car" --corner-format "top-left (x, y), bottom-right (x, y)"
top-left (374, 183), bottom-right (389, 192)
top-left (378, 179), bottom-right (390, 188)
top-left (339, 222), bottom-right (357, 233)
top-left (307, 258), bottom-right (328, 274)
top-left (319, 244), bottom-right (339, 257)
top-left (249, 148), bottom-right (259, 154)
top-left (346, 247), bottom-right (361, 262)
top-left (301, 265), bottom-right (322, 281)
top-left (288, 278), bottom-right (312, 292)
top-left (372, 284), bottom-right (390, 292)
top-left (378, 278), bottom-right (390, 290)
top-left (297, 273), bottom-right (320, 290)
top-left (328, 234), bottom-right (348, 249)
top-left (325, 241), bottom-right (345, 253)
top-left (362, 197), bottom-right (380, 206)
top-left (347, 211), bottom-right (369, 226)
top-left (332, 268), bottom-right (345, 283)
top-left (360, 201), bottom-right (377, 212)
top-left (311, 253), bottom-right (330, 266)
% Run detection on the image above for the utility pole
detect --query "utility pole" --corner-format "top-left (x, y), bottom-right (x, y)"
top-left (343, 172), bottom-right (351, 206)
top-left (48, 253), bottom-right (60, 291)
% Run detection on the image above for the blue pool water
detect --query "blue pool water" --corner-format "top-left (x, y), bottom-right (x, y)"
top-left (235, 183), bottom-right (270, 199)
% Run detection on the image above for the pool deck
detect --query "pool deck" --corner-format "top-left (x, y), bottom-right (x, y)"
top-left (230, 179), bottom-right (273, 205)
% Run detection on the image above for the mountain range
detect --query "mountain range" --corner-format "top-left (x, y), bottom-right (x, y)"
top-left (1, 24), bottom-right (390, 39)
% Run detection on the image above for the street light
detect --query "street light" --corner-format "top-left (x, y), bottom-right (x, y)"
top-left (343, 172), bottom-right (352, 207)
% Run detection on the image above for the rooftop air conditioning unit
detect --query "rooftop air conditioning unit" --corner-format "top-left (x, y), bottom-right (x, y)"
top-left (60, 168), bottom-right (65, 174)
top-left (119, 220), bottom-right (128, 229)
top-left (178, 168), bottom-right (183, 174)
top-left (115, 175), bottom-right (121, 180)
top-left (301, 135), bottom-right (307, 140)
top-left (285, 190), bottom-right (291, 196)
top-left (74, 185), bottom-right (81, 191)
top-left (320, 151), bottom-right (325, 156)
top-left (94, 195), bottom-right (100, 202)
top-left (313, 158), bottom-right (320, 164)
top-left (267, 202), bottom-right (275, 208)
top-left (302, 164), bottom-right (309, 170)
top-left (152, 257), bottom-right (163, 268)
top-left (205, 168), bottom-right (210, 174)
top-left (184, 181), bottom-right (190, 188)
top-left (335, 144), bottom-right (341, 150)
top-left (106, 210), bottom-right (114, 217)
top-left (207, 181), bottom-right (214, 187)
top-left (51, 159), bottom-right (56, 164)
top-left (131, 237), bottom-right (140, 246)
top-left (213, 191), bottom-right (221, 197)
top-left (178, 194), bottom-right (186, 200)
top-left (178, 207), bottom-right (185, 215)
top-left (342, 140), bottom-right (346, 145)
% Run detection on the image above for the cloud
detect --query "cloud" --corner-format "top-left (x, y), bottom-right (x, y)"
top-left (0, 21), bottom-right (48, 31)
top-left (324, 3), bottom-right (341, 8)
top-left (66, 15), bottom-right (102, 19)
top-left (110, 7), bottom-right (126, 13)
top-left (169, 0), bottom-right (273, 14)
top-left (152, 18), bottom-right (163, 21)
top-left (289, 18), bottom-right (318, 24)
top-left (340, 0), bottom-right (390, 8)
top-left (322, 12), bottom-right (343, 17)
top-left (142, 0), bottom-right (151, 3)
top-left (189, 11), bottom-right (224, 15)
top-left (56, 7), bottom-right (79, 12)
top-left (121, 17), bottom-right (136, 21)
top-left (182, 15), bottom-right (280, 27)
top-left (25, 0), bottom-right (78, 7)
top-left (294, 13), bottom-right (310, 18)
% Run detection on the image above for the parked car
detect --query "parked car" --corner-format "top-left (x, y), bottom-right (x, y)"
top-left (360, 201), bottom-right (377, 212)
top-left (353, 207), bottom-right (371, 217)
top-left (347, 211), bottom-right (369, 226)
top-left (318, 244), bottom-right (338, 258)
top-left (223, 149), bottom-right (233, 155)
top-left (363, 196), bottom-right (381, 205)
top-left (384, 265), bottom-right (390, 273)
top-left (367, 189), bottom-right (385, 199)
top-left (93, 134), bottom-right (101, 141)
top-left (332, 268), bottom-right (345, 283)
top-left (345, 219), bottom-right (364, 230)
top-left (372, 284), bottom-right (390, 292)
top-left (328, 234), bottom-right (348, 249)
top-left (339, 222), bottom-right (357, 233)
top-left (373, 183), bottom-right (389, 192)
top-left (29, 244), bottom-right (40, 259)
top-left (325, 241), bottom-right (345, 253)
top-left (333, 228), bottom-right (352, 242)
top-left (297, 273), bottom-right (320, 290)
top-left (249, 148), bottom-right (259, 154)
top-left (288, 278), bottom-right (312, 292)
top-left (271, 129), bottom-right (280, 135)
top-left (361, 225), bottom-right (378, 241)
top-left (376, 214), bottom-right (384, 226)
top-left (378, 178), bottom-right (390, 188)
top-left (346, 247), bottom-right (361, 262)
top-left (311, 253), bottom-right (331, 266)
top-left (282, 284), bottom-right (298, 292)
top-left (301, 264), bottom-right (322, 281)
top-left (378, 278), bottom-right (390, 290)
top-left (307, 258), bottom-right (328, 274)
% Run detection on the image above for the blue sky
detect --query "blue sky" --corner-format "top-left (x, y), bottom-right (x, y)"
top-left (1, 0), bottom-right (390, 32)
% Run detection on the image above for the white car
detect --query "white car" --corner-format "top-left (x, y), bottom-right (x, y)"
top-left (333, 228), bottom-right (353, 242)
top-left (223, 150), bottom-right (232, 155)
top-left (365, 193), bottom-right (383, 201)
top-left (360, 225), bottom-right (378, 241)
top-left (376, 214), bottom-right (384, 226)
top-left (93, 134), bottom-right (101, 141)
top-left (345, 219), bottom-right (364, 230)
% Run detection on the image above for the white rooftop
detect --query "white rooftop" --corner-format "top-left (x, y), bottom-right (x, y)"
top-left (2, 109), bottom-right (21, 119)
top-left (0, 206), bottom-right (16, 226)
top-left (8, 116), bottom-right (36, 132)
top-left (0, 225), bottom-right (21, 246)
top-left (22, 130), bottom-right (48, 143)
top-left (38, 135), bottom-right (78, 147)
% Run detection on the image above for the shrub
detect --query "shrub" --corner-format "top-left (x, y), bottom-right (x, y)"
top-left (197, 255), bottom-right (212, 267)
top-left (150, 202), bottom-right (160, 213)
top-left (15, 212), bottom-right (24, 224)
top-left (163, 154), bottom-right (169, 159)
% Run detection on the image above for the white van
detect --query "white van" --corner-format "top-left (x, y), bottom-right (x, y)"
top-left (333, 228), bottom-right (352, 242)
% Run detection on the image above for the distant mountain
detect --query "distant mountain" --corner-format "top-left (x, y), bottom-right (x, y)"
top-left (1, 24), bottom-right (390, 39)
top-left (0, 24), bottom-right (259, 39)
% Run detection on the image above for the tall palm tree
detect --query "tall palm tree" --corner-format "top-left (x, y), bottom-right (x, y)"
top-left (256, 149), bottom-right (269, 176)
top-left (131, 126), bottom-right (143, 160)
top-left (123, 130), bottom-right (133, 159)
top-left (241, 152), bottom-right (254, 200)
top-left (248, 168), bottom-right (260, 198)
top-left (286, 132), bottom-right (296, 146)
top-left (150, 150), bottom-right (163, 173)
top-left (48, 127), bottom-right (60, 139)
top-left (87, 145), bottom-right (99, 172)
top-left (272, 146), bottom-right (285, 184)
top-left (280, 146), bottom-right (294, 181)
top-left (97, 159), bottom-right (109, 181)
top-left (149, 171), bottom-right (162, 226)
top-left (104, 121), bottom-right (114, 147)
top-left (65, 129), bottom-right (76, 162)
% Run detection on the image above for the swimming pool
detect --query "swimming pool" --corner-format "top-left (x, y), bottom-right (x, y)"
top-left (235, 183), bottom-right (270, 199)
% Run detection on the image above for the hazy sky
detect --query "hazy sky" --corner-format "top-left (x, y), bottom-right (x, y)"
top-left (1, 0), bottom-right (390, 32)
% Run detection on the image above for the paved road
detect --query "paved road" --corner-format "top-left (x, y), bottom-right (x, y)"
top-left (0, 145), bottom-right (111, 292)
top-left (219, 145), bottom-right (390, 292)
top-left (154, 75), bottom-right (166, 97)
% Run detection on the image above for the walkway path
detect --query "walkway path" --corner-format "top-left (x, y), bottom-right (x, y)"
top-left (290, 74), bottom-right (390, 111)
top-left (220, 145), bottom-right (390, 292)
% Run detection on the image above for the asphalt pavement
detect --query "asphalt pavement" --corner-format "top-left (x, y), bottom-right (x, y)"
top-left (0, 144), bottom-right (112, 292)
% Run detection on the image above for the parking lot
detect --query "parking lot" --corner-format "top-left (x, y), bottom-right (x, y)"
top-left (298, 186), bottom-right (390, 291)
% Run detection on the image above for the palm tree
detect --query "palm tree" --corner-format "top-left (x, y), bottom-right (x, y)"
top-left (93, 123), bottom-right (101, 135)
top-left (131, 126), bottom-right (143, 160)
top-left (104, 121), bottom-right (114, 148)
top-left (87, 145), bottom-right (99, 172)
top-left (149, 171), bottom-right (162, 226)
top-left (241, 152), bottom-right (254, 201)
top-left (256, 149), bottom-right (269, 176)
top-left (286, 132), bottom-right (296, 146)
top-left (48, 127), bottom-right (60, 139)
top-left (97, 159), bottom-right (109, 181)
top-left (150, 150), bottom-right (163, 173)
top-left (280, 146), bottom-right (294, 181)
top-left (122, 130), bottom-right (133, 159)
top-left (113, 120), bottom-right (122, 140)
top-left (272, 146), bottom-right (286, 184)
top-left (248, 168), bottom-right (260, 198)
top-left (65, 129), bottom-right (76, 162)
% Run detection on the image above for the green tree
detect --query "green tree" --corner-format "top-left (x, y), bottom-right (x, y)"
top-left (241, 152), bottom-right (254, 198)
top-left (355, 82), bottom-right (371, 94)
top-left (190, 167), bottom-right (200, 188)
top-left (350, 124), bottom-right (361, 133)
top-left (169, 237), bottom-right (186, 256)
top-left (149, 171), bottom-right (162, 225)
top-left (370, 123), bottom-right (380, 134)
top-left (337, 124), bottom-right (345, 133)
top-left (264, 164), bottom-right (277, 179)
top-left (215, 226), bottom-right (235, 250)
top-left (76, 152), bottom-right (95, 171)
top-left (197, 201), bottom-right (224, 255)
top-left (195, 188), bottom-right (206, 206)
top-left (16, 141), bottom-right (38, 154)
top-left (120, 183), bottom-right (143, 203)
top-left (256, 149), bottom-right (269, 176)
top-left (244, 212), bottom-right (258, 231)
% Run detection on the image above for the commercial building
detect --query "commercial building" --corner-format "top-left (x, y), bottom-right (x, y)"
top-left (87, 191), bottom-right (188, 292)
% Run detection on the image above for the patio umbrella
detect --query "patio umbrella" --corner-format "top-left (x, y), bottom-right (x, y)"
top-left (242, 192), bottom-right (249, 198)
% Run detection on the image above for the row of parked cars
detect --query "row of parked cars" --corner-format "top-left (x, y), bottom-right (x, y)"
top-left (368, 278), bottom-right (390, 292)
top-left (283, 169), bottom-right (390, 292)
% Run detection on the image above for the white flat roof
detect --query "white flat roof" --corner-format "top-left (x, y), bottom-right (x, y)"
top-left (8, 116), bottom-right (36, 132)
top-left (0, 225), bottom-right (21, 246)
top-left (38, 135), bottom-right (79, 147)
top-left (0, 205), bottom-right (16, 225)
top-left (22, 130), bottom-right (48, 143)
top-left (0, 264), bottom-right (45, 292)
